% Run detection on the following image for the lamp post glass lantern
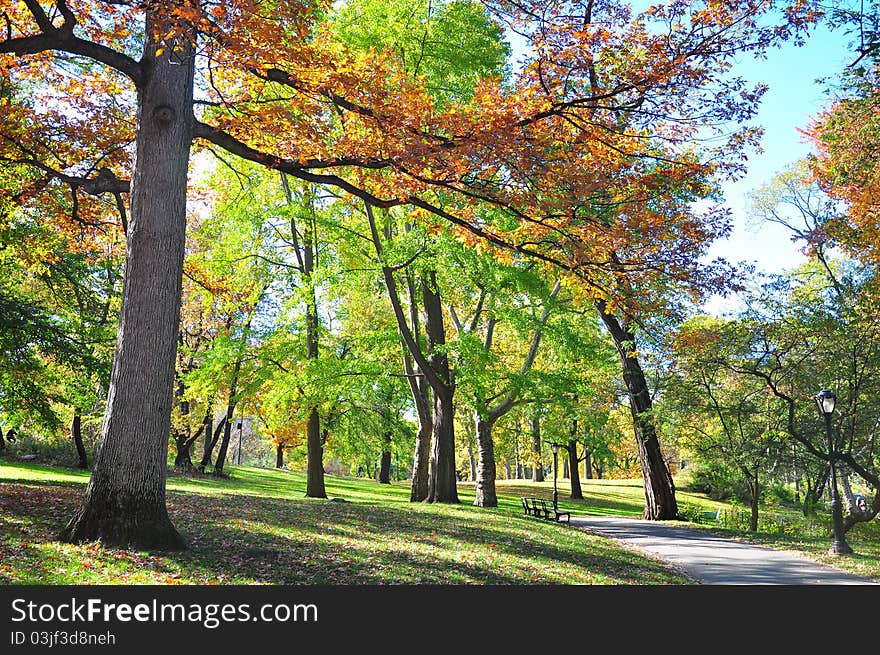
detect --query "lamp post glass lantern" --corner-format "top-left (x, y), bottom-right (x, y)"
top-left (550, 442), bottom-right (559, 509)
top-left (815, 389), bottom-right (836, 416)
top-left (815, 389), bottom-right (852, 555)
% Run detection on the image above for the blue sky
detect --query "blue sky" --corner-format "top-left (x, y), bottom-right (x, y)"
top-left (700, 22), bottom-right (852, 314)
top-left (707, 23), bottom-right (852, 273)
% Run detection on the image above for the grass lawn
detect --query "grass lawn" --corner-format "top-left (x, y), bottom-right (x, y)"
top-left (0, 459), bottom-right (691, 585)
top-left (3, 458), bottom-right (877, 584)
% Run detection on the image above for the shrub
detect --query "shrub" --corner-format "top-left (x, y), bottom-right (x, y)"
top-left (686, 461), bottom-right (751, 503)
top-left (1, 430), bottom-right (89, 468)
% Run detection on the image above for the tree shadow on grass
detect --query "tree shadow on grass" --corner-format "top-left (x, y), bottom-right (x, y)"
top-left (0, 481), bottom-right (685, 585)
top-left (162, 492), bottom-right (685, 584)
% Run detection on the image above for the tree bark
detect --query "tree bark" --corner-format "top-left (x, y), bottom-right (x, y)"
top-left (70, 412), bottom-right (88, 469)
top-left (428, 386), bottom-right (458, 502)
top-left (173, 435), bottom-right (194, 471)
top-left (568, 439), bottom-right (583, 500)
top-left (598, 303), bottom-right (678, 520)
top-left (839, 466), bottom-right (859, 515)
top-left (474, 415), bottom-right (497, 507)
top-left (301, 189), bottom-right (325, 498)
top-left (213, 394), bottom-right (237, 475)
top-left (275, 444), bottom-right (284, 468)
top-left (305, 407), bottom-right (326, 497)
top-left (198, 414), bottom-right (224, 472)
top-left (410, 399), bottom-right (432, 499)
top-left (530, 416), bottom-right (544, 483)
top-left (379, 431), bottom-right (393, 484)
top-left (466, 441), bottom-right (476, 481)
top-left (421, 272), bottom-right (458, 503)
top-left (403, 274), bottom-right (432, 502)
top-left (409, 388), bottom-right (432, 500)
top-left (59, 18), bottom-right (193, 549)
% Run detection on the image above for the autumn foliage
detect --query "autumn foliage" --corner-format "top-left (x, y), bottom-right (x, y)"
top-left (808, 68), bottom-right (880, 264)
top-left (1, 0), bottom-right (819, 312)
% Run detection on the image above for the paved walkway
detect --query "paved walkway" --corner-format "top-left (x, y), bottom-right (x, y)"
top-left (571, 516), bottom-right (876, 585)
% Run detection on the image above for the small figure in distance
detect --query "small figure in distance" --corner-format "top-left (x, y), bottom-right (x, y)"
top-left (854, 494), bottom-right (868, 514)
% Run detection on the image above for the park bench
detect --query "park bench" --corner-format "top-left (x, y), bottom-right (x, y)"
top-left (521, 497), bottom-right (570, 523)
top-left (539, 499), bottom-right (571, 523)
top-left (520, 497), bottom-right (546, 518)
top-left (532, 498), bottom-right (551, 519)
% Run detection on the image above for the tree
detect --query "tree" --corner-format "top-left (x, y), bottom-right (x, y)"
top-left (669, 316), bottom-right (788, 531)
top-left (1, 1), bottom-right (817, 547)
top-left (366, 204), bottom-right (459, 502)
top-left (748, 163), bottom-right (880, 531)
top-left (808, 3), bottom-right (880, 264)
top-left (0, 214), bottom-right (118, 466)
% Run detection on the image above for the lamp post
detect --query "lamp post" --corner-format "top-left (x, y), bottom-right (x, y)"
top-left (815, 389), bottom-right (852, 555)
top-left (550, 442), bottom-right (559, 510)
top-left (237, 421), bottom-right (243, 465)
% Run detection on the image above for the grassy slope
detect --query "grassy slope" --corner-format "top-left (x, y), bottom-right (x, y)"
top-left (3, 460), bottom-right (877, 584)
top-left (0, 460), bottom-right (690, 585)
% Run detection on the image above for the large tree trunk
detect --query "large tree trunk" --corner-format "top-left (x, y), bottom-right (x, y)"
top-left (71, 412), bottom-right (88, 470)
top-left (59, 20), bottom-right (193, 549)
top-left (173, 435), bottom-right (194, 471)
top-left (530, 416), bottom-right (544, 483)
top-left (410, 402), bottom-right (432, 500)
top-left (428, 387), bottom-right (458, 502)
top-left (403, 282), bottom-right (432, 502)
top-left (305, 407), bottom-right (326, 497)
top-left (568, 440), bottom-right (583, 500)
top-left (422, 272), bottom-right (458, 503)
top-left (379, 431), bottom-right (392, 484)
top-left (198, 413), bottom-right (224, 472)
top-left (749, 471), bottom-right (759, 532)
top-left (598, 303), bottom-right (677, 520)
top-left (275, 444), bottom-right (284, 469)
top-left (302, 196), bottom-right (325, 499)
top-left (474, 415), bottom-right (497, 507)
top-left (213, 396), bottom-right (237, 475)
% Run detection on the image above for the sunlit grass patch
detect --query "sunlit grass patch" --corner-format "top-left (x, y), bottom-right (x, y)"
top-left (0, 459), bottom-right (690, 585)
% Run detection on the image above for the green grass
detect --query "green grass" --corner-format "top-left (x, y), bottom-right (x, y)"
top-left (0, 459), bottom-right (691, 585)
top-left (4, 459), bottom-right (877, 584)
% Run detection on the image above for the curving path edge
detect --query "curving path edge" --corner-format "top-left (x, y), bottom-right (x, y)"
top-left (571, 516), bottom-right (876, 585)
